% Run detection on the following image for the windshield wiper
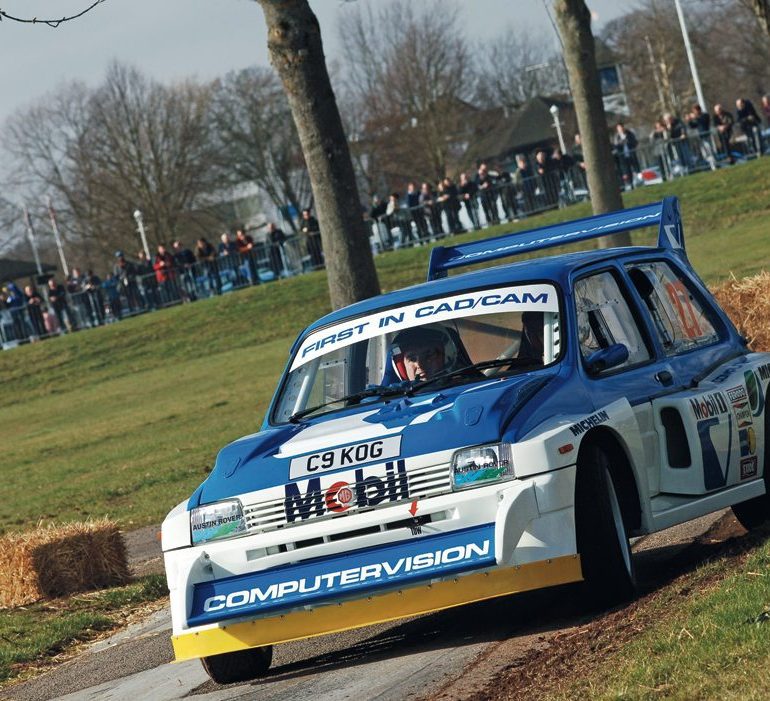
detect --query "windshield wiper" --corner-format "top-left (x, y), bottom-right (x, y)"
top-left (414, 357), bottom-right (542, 391)
top-left (288, 384), bottom-right (411, 423)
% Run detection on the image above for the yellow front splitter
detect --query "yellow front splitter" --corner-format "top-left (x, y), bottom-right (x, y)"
top-left (172, 555), bottom-right (582, 661)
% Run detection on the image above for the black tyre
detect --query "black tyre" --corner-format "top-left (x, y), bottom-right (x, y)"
top-left (575, 443), bottom-right (637, 606)
top-left (732, 396), bottom-right (770, 530)
top-left (201, 645), bottom-right (273, 684)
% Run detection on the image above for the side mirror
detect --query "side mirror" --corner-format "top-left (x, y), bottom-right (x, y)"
top-left (585, 343), bottom-right (629, 375)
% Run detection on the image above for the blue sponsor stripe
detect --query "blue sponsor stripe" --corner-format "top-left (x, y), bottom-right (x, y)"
top-left (188, 524), bottom-right (495, 627)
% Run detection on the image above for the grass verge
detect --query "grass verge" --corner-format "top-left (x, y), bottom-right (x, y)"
top-left (0, 574), bottom-right (167, 686)
top-left (1, 158), bottom-right (768, 535)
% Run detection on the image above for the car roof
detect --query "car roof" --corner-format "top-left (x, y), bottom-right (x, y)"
top-left (303, 244), bottom-right (656, 336)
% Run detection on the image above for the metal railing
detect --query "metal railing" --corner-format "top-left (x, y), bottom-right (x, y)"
top-left (2, 124), bottom-right (767, 349)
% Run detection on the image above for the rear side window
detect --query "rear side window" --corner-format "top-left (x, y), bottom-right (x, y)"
top-left (626, 261), bottom-right (719, 356)
top-left (574, 271), bottom-right (651, 372)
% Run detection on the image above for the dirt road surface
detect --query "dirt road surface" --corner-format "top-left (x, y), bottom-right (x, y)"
top-left (5, 511), bottom-right (733, 701)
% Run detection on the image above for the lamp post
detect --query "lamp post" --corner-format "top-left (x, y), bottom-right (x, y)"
top-left (133, 209), bottom-right (151, 260)
top-left (549, 104), bottom-right (567, 153)
top-left (673, 0), bottom-right (706, 110)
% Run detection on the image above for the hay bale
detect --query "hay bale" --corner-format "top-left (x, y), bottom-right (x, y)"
top-left (712, 272), bottom-right (770, 352)
top-left (0, 519), bottom-right (130, 608)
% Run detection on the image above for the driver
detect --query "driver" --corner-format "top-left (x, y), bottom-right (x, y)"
top-left (390, 326), bottom-right (449, 381)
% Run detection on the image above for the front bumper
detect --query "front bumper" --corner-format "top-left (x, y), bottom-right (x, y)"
top-left (165, 465), bottom-right (579, 661)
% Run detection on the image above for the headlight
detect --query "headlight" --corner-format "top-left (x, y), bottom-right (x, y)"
top-left (190, 499), bottom-right (247, 544)
top-left (451, 443), bottom-right (514, 490)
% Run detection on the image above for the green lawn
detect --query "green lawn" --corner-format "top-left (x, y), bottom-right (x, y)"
top-left (1, 158), bottom-right (769, 533)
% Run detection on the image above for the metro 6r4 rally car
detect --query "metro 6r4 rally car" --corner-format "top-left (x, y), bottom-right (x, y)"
top-left (162, 197), bottom-right (770, 683)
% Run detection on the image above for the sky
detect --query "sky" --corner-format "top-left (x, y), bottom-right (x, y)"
top-left (0, 0), bottom-right (629, 127)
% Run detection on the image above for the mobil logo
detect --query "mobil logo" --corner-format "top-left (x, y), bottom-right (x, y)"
top-left (284, 460), bottom-right (409, 523)
top-left (689, 392), bottom-right (728, 420)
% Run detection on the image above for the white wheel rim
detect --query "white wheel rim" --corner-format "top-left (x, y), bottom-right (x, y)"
top-left (605, 466), bottom-right (633, 576)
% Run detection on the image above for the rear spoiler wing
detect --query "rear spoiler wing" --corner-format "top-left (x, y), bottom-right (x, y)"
top-left (427, 196), bottom-right (685, 281)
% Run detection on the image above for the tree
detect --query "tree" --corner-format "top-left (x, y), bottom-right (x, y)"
top-left (338, 0), bottom-right (474, 185)
top-left (474, 29), bottom-right (568, 112)
top-left (210, 67), bottom-right (311, 232)
top-left (256, 0), bottom-right (380, 310)
top-left (554, 0), bottom-right (629, 247)
top-left (747, 0), bottom-right (770, 35)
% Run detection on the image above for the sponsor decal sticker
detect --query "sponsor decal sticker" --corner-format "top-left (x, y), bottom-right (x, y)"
top-left (569, 410), bottom-right (609, 437)
top-left (757, 363), bottom-right (770, 382)
top-left (291, 284), bottom-right (558, 370)
top-left (188, 524), bottom-right (496, 626)
top-left (689, 392), bottom-right (729, 420)
top-left (740, 456), bottom-right (758, 480)
top-left (289, 436), bottom-right (402, 480)
top-left (745, 370), bottom-right (764, 417)
top-left (739, 427), bottom-right (757, 457)
top-left (284, 460), bottom-right (409, 523)
top-left (726, 385), bottom-right (748, 403)
top-left (731, 401), bottom-right (753, 429)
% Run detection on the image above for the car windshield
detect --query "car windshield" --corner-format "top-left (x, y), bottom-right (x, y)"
top-left (272, 283), bottom-right (561, 423)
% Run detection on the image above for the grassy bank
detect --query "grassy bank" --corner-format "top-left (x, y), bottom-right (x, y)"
top-left (1, 158), bottom-right (769, 533)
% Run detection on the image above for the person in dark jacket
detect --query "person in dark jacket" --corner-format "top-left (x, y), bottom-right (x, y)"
top-left (300, 209), bottom-right (324, 268)
top-left (113, 251), bottom-right (142, 312)
top-left (196, 237), bottom-right (221, 295)
top-left (736, 97), bottom-right (763, 154)
top-left (46, 276), bottom-right (77, 331)
top-left (475, 163), bottom-right (499, 225)
top-left (459, 172), bottom-right (480, 230)
top-left (153, 243), bottom-right (178, 303)
top-left (713, 103), bottom-right (735, 164)
top-left (267, 222), bottom-right (286, 278)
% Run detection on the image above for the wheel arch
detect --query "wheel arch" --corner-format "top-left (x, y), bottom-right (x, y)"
top-left (576, 426), bottom-right (643, 533)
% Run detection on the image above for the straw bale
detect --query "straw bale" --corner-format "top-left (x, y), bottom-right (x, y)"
top-left (0, 519), bottom-right (130, 608)
top-left (712, 272), bottom-right (770, 352)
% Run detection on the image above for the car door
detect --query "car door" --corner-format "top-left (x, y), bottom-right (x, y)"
top-left (572, 266), bottom-right (677, 498)
top-left (623, 259), bottom-right (750, 495)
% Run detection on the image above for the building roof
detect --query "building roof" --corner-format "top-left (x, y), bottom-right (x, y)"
top-left (0, 258), bottom-right (56, 284)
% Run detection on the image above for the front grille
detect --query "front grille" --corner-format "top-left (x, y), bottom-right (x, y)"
top-left (242, 462), bottom-right (451, 535)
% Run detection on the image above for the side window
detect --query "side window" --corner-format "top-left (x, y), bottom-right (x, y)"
top-left (626, 261), bottom-right (719, 356)
top-left (574, 271), bottom-right (651, 372)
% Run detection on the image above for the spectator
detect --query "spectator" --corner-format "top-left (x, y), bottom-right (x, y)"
top-left (650, 119), bottom-right (671, 178)
top-left (369, 194), bottom-right (390, 250)
top-left (196, 237), bottom-right (221, 295)
top-left (386, 192), bottom-right (413, 246)
top-left (4, 282), bottom-right (27, 341)
top-left (687, 104), bottom-right (716, 170)
top-left (736, 97), bottom-right (763, 154)
top-left (113, 251), bottom-right (142, 312)
top-left (24, 284), bottom-right (46, 338)
top-left (153, 243), bottom-right (178, 303)
top-left (405, 182), bottom-right (429, 241)
top-left (67, 268), bottom-right (91, 328)
top-left (475, 163), bottom-right (499, 225)
top-left (550, 149), bottom-right (575, 202)
top-left (300, 209), bottom-right (324, 268)
top-left (136, 250), bottom-right (159, 310)
top-left (267, 222), bottom-right (286, 278)
top-left (458, 172), bottom-right (480, 230)
top-left (172, 240), bottom-right (199, 300)
top-left (495, 166), bottom-right (518, 221)
top-left (419, 182), bottom-right (443, 237)
top-left (46, 276), bottom-right (77, 332)
top-left (102, 274), bottom-right (123, 321)
top-left (663, 112), bottom-right (692, 173)
top-left (713, 103), bottom-right (736, 164)
top-left (83, 269), bottom-right (105, 326)
top-left (218, 232), bottom-right (243, 286)
top-left (762, 94), bottom-right (770, 126)
top-left (441, 177), bottom-right (465, 234)
top-left (571, 133), bottom-right (587, 189)
top-left (234, 228), bottom-right (258, 284)
top-left (613, 122), bottom-right (640, 186)
top-left (514, 153), bottom-right (535, 214)
top-left (534, 150), bottom-right (559, 207)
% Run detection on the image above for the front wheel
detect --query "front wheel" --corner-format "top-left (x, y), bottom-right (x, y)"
top-left (575, 443), bottom-right (637, 607)
top-left (201, 645), bottom-right (273, 684)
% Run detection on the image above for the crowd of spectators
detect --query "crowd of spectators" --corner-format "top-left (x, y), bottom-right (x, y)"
top-left (2, 92), bottom-right (769, 349)
top-left (0, 214), bottom-right (324, 345)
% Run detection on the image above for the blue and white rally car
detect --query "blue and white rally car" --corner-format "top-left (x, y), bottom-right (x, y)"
top-left (162, 197), bottom-right (770, 683)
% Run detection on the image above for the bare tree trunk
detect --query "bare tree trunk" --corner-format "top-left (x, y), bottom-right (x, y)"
top-left (554, 0), bottom-right (630, 248)
top-left (256, 0), bottom-right (380, 309)
top-left (748, 0), bottom-right (770, 36)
